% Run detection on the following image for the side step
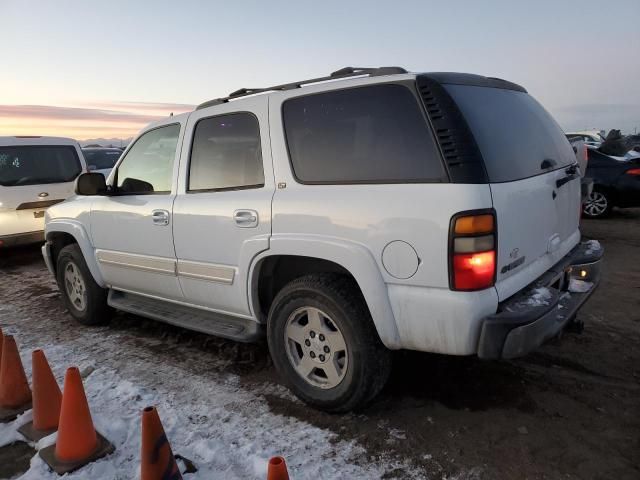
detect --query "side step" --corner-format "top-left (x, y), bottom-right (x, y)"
top-left (107, 290), bottom-right (263, 343)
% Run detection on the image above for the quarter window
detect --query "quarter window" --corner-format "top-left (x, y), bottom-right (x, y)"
top-left (116, 124), bottom-right (180, 194)
top-left (188, 113), bottom-right (264, 191)
top-left (283, 84), bottom-right (445, 184)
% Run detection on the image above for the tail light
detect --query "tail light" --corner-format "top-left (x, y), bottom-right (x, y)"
top-left (449, 211), bottom-right (496, 291)
top-left (625, 168), bottom-right (640, 176)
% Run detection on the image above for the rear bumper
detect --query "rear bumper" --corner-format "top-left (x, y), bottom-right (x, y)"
top-left (478, 241), bottom-right (603, 359)
top-left (0, 230), bottom-right (44, 248)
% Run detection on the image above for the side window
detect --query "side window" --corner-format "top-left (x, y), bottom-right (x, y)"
top-left (188, 113), bottom-right (264, 192)
top-left (282, 84), bottom-right (445, 184)
top-left (116, 124), bottom-right (180, 194)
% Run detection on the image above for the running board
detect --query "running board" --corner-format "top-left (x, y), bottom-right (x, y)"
top-left (107, 290), bottom-right (263, 343)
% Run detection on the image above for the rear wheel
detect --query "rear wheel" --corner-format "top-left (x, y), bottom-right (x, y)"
top-left (583, 189), bottom-right (612, 218)
top-left (267, 274), bottom-right (392, 412)
top-left (56, 244), bottom-right (110, 325)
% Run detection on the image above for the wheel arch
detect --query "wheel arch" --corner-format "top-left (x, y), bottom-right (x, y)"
top-left (45, 220), bottom-right (106, 287)
top-left (248, 236), bottom-right (401, 349)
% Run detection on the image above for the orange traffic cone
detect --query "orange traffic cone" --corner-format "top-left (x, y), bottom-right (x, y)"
top-left (39, 366), bottom-right (114, 474)
top-left (141, 406), bottom-right (182, 480)
top-left (0, 335), bottom-right (32, 422)
top-left (267, 456), bottom-right (290, 480)
top-left (18, 349), bottom-right (62, 441)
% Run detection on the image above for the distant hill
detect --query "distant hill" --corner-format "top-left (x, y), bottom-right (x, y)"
top-left (80, 137), bottom-right (131, 148)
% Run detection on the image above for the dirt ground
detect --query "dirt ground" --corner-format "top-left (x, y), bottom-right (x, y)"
top-left (1, 209), bottom-right (638, 479)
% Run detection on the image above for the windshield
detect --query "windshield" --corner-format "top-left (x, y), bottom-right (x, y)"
top-left (445, 85), bottom-right (576, 183)
top-left (0, 145), bottom-right (82, 187)
top-left (82, 149), bottom-right (121, 169)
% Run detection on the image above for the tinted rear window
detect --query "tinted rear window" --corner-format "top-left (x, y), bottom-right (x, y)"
top-left (445, 85), bottom-right (576, 183)
top-left (0, 146), bottom-right (82, 187)
top-left (283, 84), bottom-right (445, 183)
top-left (82, 149), bottom-right (121, 169)
top-left (189, 113), bottom-right (264, 191)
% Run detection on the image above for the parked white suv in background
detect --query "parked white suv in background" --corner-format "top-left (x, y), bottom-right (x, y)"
top-left (42, 67), bottom-right (603, 411)
top-left (0, 136), bottom-right (86, 248)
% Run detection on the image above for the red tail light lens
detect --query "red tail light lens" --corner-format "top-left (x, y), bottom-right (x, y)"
top-left (625, 168), bottom-right (640, 176)
top-left (450, 211), bottom-right (496, 291)
top-left (453, 251), bottom-right (496, 290)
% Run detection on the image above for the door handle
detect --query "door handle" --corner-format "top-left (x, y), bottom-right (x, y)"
top-left (234, 209), bottom-right (258, 228)
top-left (151, 209), bottom-right (170, 226)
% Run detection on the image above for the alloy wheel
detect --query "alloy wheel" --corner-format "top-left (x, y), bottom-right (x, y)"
top-left (284, 306), bottom-right (348, 389)
top-left (64, 261), bottom-right (87, 312)
top-left (583, 191), bottom-right (608, 217)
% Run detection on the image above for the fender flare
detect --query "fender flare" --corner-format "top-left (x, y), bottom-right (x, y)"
top-left (45, 220), bottom-right (106, 287)
top-left (248, 235), bottom-right (401, 349)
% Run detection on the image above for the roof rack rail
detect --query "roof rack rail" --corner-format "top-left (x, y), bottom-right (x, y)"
top-left (196, 66), bottom-right (408, 110)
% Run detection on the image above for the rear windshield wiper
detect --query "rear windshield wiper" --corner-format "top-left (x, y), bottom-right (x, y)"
top-left (541, 158), bottom-right (557, 170)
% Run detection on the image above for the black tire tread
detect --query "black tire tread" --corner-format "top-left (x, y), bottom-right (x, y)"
top-left (268, 273), bottom-right (391, 412)
top-left (56, 244), bottom-right (110, 326)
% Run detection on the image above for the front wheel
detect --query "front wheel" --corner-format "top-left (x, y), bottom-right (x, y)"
top-left (267, 274), bottom-right (391, 412)
top-left (583, 189), bottom-right (612, 218)
top-left (56, 244), bottom-right (110, 325)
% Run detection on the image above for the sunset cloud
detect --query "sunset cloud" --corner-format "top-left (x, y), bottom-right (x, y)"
top-left (0, 102), bottom-right (194, 140)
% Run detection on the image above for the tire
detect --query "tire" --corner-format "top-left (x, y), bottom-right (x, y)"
top-left (56, 244), bottom-right (110, 325)
top-left (583, 188), bottom-right (612, 218)
top-left (267, 274), bottom-right (392, 412)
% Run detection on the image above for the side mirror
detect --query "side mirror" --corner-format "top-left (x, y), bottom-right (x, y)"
top-left (75, 172), bottom-right (107, 196)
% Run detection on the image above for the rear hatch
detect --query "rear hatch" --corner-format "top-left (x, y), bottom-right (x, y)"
top-left (0, 145), bottom-right (82, 235)
top-left (444, 83), bottom-right (581, 301)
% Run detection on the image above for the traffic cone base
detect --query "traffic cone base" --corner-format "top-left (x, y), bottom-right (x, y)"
top-left (39, 431), bottom-right (115, 475)
top-left (18, 420), bottom-right (56, 442)
top-left (0, 402), bottom-right (32, 423)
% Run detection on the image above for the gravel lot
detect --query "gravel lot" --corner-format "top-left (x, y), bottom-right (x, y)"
top-left (0, 210), bottom-right (638, 479)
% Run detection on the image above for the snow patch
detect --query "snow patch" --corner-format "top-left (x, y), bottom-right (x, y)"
top-left (584, 239), bottom-right (602, 255)
top-left (569, 279), bottom-right (593, 293)
top-left (523, 288), bottom-right (553, 307)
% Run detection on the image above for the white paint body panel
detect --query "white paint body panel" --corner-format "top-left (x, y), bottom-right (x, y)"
top-left (491, 170), bottom-right (581, 301)
top-left (172, 97), bottom-right (273, 316)
top-left (0, 137), bottom-right (86, 237)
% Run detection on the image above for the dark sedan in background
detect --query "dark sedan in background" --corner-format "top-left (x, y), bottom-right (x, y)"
top-left (81, 147), bottom-right (122, 178)
top-left (583, 148), bottom-right (640, 218)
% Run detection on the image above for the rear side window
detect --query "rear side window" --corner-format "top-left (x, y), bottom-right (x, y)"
top-left (0, 146), bottom-right (81, 187)
top-left (188, 113), bottom-right (264, 191)
top-left (445, 85), bottom-right (575, 183)
top-left (283, 84), bottom-right (445, 183)
top-left (116, 124), bottom-right (180, 194)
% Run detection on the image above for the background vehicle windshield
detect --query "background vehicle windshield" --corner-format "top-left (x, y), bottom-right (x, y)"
top-left (82, 149), bottom-right (122, 169)
top-left (445, 85), bottom-right (576, 183)
top-left (0, 145), bottom-right (82, 186)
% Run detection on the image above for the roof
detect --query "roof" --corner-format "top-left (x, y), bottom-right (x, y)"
top-left (193, 67), bottom-right (530, 112)
top-left (196, 66), bottom-right (409, 110)
top-left (0, 136), bottom-right (80, 146)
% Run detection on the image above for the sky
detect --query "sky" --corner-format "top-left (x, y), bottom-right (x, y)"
top-left (1, 0), bottom-right (639, 141)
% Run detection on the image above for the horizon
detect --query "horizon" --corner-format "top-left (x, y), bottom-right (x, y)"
top-left (1, 0), bottom-right (639, 140)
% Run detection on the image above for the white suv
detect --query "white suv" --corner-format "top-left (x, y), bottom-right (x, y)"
top-left (0, 136), bottom-right (86, 248)
top-left (42, 67), bottom-right (603, 411)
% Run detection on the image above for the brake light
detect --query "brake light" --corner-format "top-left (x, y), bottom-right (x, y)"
top-left (625, 168), bottom-right (640, 176)
top-left (450, 211), bottom-right (496, 291)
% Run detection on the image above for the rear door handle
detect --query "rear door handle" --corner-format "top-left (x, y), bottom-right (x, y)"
top-left (151, 209), bottom-right (170, 226)
top-left (234, 209), bottom-right (258, 228)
